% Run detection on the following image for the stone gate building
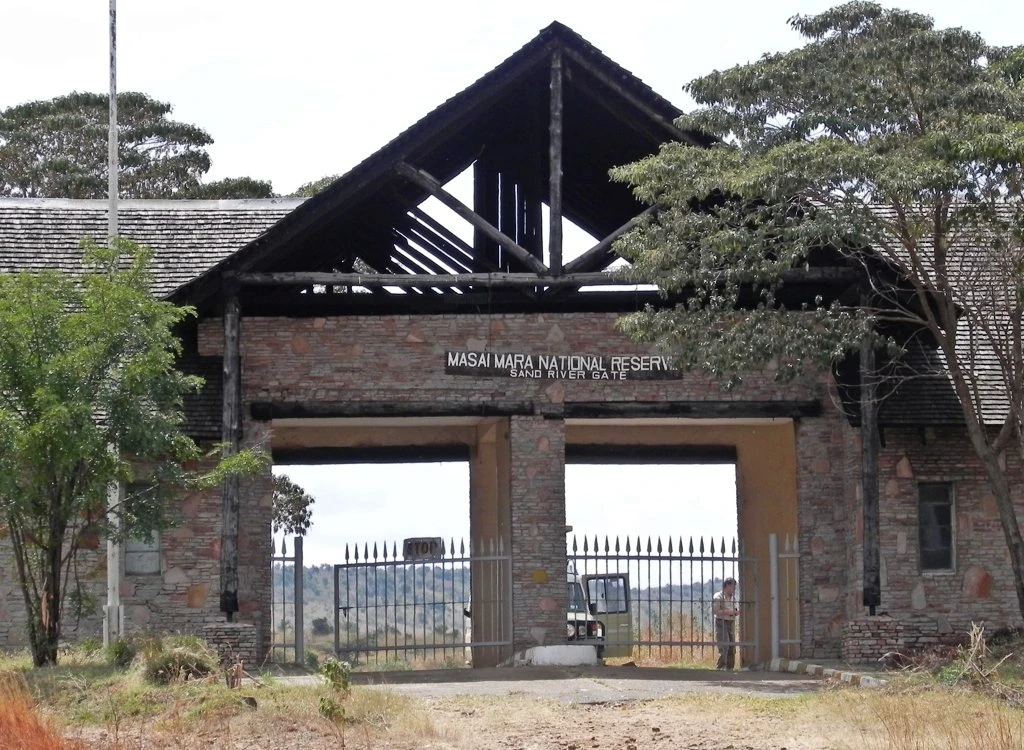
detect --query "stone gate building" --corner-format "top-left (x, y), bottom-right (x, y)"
top-left (1, 22), bottom-right (1020, 663)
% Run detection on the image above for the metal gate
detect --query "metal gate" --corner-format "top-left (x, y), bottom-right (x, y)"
top-left (570, 534), bottom-right (759, 666)
top-left (329, 533), bottom-right (799, 668)
top-left (270, 535), bottom-right (304, 664)
top-left (333, 538), bottom-right (512, 667)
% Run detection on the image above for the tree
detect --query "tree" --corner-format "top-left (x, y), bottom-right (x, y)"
top-left (611, 2), bottom-right (1024, 617)
top-left (0, 239), bottom-right (264, 666)
top-left (273, 474), bottom-right (315, 537)
top-left (0, 92), bottom-right (273, 199)
top-left (289, 174), bottom-right (340, 198)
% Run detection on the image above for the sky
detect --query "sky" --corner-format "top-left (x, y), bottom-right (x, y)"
top-left (4, 0), bottom-right (1022, 564)
top-left (4, 0), bottom-right (1023, 196)
top-left (274, 463), bottom-right (739, 566)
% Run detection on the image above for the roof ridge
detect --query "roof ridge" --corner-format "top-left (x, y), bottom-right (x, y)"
top-left (0, 197), bottom-right (306, 210)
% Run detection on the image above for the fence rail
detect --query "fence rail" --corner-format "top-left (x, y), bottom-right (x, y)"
top-left (270, 535), bottom-right (303, 664)
top-left (271, 532), bottom-right (800, 668)
top-left (333, 538), bottom-right (511, 667)
top-left (570, 534), bottom-right (757, 666)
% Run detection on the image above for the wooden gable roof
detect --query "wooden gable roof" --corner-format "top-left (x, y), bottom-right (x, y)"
top-left (171, 22), bottom-right (718, 315)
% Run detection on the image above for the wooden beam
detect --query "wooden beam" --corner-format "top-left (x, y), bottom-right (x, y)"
top-left (219, 289), bottom-right (241, 620)
top-left (391, 230), bottom-right (459, 279)
top-left (251, 401), bottom-right (537, 421)
top-left (549, 48), bottom-right (564, 275)
top-left (562, 48), bottom-right (705, 146)
top-left (395, 161), bottom-right (548, 275)
top-left (273, 445), bottom-right (471, 465)
top-left (409, 206), bottom-right (497, 271)
top-left (231, 271), bottom-right (623, 288)
top-left (861, 308), bottom-right (882, 613)
top-left (402, 219), bottom-right (475, 273)
top-left (567, 444), bottom-right (737, 464)
top-left (564, 206), bottom-right (657, 275)
top-left (229, 266), bottom-right (858, 290)
top-left (564, 400), bottom-right (822, 420)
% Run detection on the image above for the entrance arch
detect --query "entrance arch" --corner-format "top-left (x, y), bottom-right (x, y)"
top-left (265, 415), bottom-right (798, 665)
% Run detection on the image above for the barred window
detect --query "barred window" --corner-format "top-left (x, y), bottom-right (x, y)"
top-left (124, 482), bottom-right (161, 575)
top-left (918, 483), bottom-right (954, 571)
top-left (125, 532), bottom-right (161, 575)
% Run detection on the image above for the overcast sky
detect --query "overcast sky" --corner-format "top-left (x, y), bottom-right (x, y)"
top-left (4, 0), bottom-right (1021, 564)
top-left (5, 0), bottom-right (1022, 196)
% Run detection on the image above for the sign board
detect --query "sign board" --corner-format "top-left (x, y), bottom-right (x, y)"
top-left (444, 351), bottom-right (682, 380)
top-left (403, 537), bottom-right (444, 561)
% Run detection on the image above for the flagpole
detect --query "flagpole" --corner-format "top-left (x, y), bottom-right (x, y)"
top-left (107, 0), bottom-right (118, 239)
top-left (104, 0), bottom-right (124, 648)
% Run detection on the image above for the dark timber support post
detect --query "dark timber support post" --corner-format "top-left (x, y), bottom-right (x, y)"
top-left (220, 285), bottom-right (241, 621)
top-left (860, 306), bottom-right (881, 614)
top-left (548, 48), bottom-right (564, 275)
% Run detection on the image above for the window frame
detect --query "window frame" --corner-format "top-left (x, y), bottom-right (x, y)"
top-left (917, 481), bottom-right (955, 573)
top-left (124, 531), bottom-right (162, 576)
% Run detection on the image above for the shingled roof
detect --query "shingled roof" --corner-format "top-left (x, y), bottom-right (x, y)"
top-left (0, 197), bottom-right (303, 299)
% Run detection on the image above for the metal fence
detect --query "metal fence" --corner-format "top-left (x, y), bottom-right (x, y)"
top-left (307, 532), bottom-right (799, 668)
top-left (333, 538), bottom-right (511, 667)
top-left (570, 534), bottom-right (758, 666)
top-left (270, 535), bottom-right (304, 664)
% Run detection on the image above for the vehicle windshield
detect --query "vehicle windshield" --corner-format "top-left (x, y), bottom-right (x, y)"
top-left (567, 581), bottom-right (587, 612)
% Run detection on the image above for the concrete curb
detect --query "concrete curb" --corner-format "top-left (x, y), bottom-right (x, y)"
top-left (767, 657), bottom-right (888, 687)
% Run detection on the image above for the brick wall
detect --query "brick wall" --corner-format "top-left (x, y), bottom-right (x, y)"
top-left (5, 310), bottom-right (1024, 661)
top-left (509, 414), bottom-right (567, 650)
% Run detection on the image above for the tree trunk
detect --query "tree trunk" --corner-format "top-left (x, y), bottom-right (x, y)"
top-left (977, 446), bottom-right (1024, 622)
top-left (36, 535), bottom-right (64, 666)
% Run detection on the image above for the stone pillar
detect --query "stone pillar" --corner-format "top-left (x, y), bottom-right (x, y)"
top-left (509, 414), bottom-right (566, 653)
top-left (469, 419), bottom-right (512, 667)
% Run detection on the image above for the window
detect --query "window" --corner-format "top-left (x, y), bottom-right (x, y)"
top-left (585, 575), bottom-right (629, 614)
top-left (918, 482), bottom-right (954, 571)
top-left (125, 532), bottom-right (161, 575)
top-left (123, 482), bottom-right (161, 575)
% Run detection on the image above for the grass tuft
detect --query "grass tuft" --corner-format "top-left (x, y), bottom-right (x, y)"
top-left (0, 673), bottom-right (84, 750)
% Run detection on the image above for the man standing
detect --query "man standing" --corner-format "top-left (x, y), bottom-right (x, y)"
top-left (712, 577), bottom-right (738, 670)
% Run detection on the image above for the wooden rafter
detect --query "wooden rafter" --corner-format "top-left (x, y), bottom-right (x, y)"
top-left (409, 206), bottom-right (493, 271)
top-left (395, 161), bottom-right (549, 275)
top-left (219, 289), bottom-right (241, 619)
top-left (563, 206), bottom-right (657, 275)
top-left (232, 271), bottom-right (624, 288)
top-left (549, 48), bottom-right (565, 275)
top-left (562, 48), bottom-right (703, 145)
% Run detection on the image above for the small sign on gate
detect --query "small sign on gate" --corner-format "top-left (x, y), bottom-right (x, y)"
top-left (403, 537), bottom-right (444, 560)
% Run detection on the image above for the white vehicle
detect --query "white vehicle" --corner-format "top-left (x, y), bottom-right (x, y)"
top-left (567, 567), bottom-right (605, 656)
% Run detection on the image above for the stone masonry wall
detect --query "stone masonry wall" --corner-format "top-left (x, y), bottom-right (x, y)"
top-left (9, 310), bottom-right (1022, 659)
top-left (844, 427), bottom-right (1024, 635)
top-left (794, 410), bottom-right (855, 658)
top-left (509, 415), bottom-right (567, 651)
top-left (199, 312), bottom-right (843, 657)
top-left (0, 452), bottom-right (272, 658)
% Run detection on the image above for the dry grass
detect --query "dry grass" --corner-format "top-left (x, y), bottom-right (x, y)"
top-left (831, 687), bottom-right (1024, 750)
top-left (0, 673), bottom-right (85, 750)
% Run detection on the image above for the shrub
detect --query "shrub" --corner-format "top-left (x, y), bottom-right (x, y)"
top-left (105, 637), bottom-right (136, 668)
top-left (317, 657), bottom-right (352, 725)
top-left (140, 637), bottom-right (218, 684)
top-left (305, 649), bottom-right (320, 670)
top-left (311, 617), bottom-right (333, 636)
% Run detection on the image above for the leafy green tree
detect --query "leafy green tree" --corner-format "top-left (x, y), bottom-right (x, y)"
top-left (612, 3), bottom-right (1024, 616)
top-left (0, 239), bottom-right (265, 666)
top-left (179, 176), bottom-right (275, 200)
top-left (289, 174), bottom-right (340, 198)
top-left (0, 92), bottom-right (273, 199)
top-left (273, 474), bottom-right (315, 537)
